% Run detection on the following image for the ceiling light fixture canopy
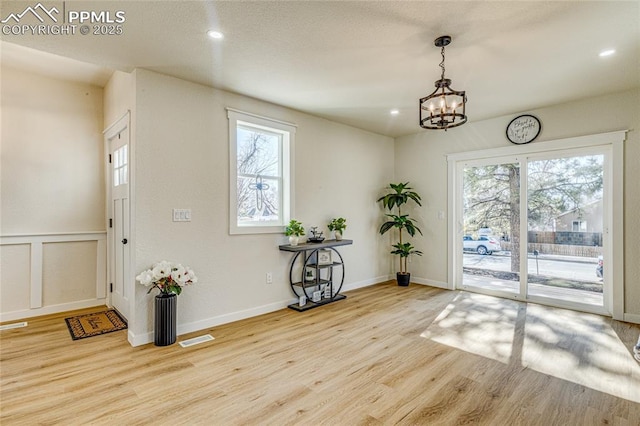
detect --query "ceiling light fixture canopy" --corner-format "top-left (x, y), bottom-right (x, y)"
top-left (419, 35), bottom-right (467, 130)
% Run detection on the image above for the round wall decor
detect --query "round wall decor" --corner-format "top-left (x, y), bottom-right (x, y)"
top-left (506, 114), bottom-right (541, 144)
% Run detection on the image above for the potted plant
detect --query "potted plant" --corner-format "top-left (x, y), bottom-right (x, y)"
top-left (390, 243), bottom-right (423, 286)
top-left (285, 219), bottom-right (305, 246)
top-left (328, 217), bottom-right (346, 240)
top-left (378, 182), bottom-right (423, 286)
top-left (136, 260), bottom-right (197, 346)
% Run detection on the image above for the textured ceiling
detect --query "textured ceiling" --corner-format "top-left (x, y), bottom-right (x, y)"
top-left (1, 1), bottom-right (638, 137)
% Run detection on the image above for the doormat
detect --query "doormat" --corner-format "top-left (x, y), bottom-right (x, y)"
top-left (65, 310), bottom-right (127, 340)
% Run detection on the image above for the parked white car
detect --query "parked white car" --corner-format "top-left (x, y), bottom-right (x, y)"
top-left (463, 235), bottom-right (501, 255)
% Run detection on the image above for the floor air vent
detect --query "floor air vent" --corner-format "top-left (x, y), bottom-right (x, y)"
top-left (0, 322), bottom-right (28, 331)
top-left (179, 334), bottom-right (215, 348)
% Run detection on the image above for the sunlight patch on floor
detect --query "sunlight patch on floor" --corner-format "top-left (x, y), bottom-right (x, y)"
top-left (421, 291), bottom-right (640, 403)
top-left (421, 292), bottom-right (519, 364)
top-left (523, 304), bottom-right (640, 403)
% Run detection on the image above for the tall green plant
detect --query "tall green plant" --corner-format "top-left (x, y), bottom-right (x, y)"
top-left (378, 182), bottom-right (423, 274)
top-left (391, 243), bottom-right (423, 273)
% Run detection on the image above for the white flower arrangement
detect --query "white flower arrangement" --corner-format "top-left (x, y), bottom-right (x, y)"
top-left (136, 260), bottom-right (197, 295)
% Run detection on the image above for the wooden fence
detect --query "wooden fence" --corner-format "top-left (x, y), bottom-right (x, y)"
top-left (500, 242), bottom-right (601, 258)
top-left (527, 231), bottom-right (602, 247)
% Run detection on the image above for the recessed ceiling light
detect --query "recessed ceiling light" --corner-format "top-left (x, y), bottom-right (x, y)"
top-left (390, 109), bottom-right (400, 115)
top-left (207, 30), bottom-right (224, 39)
top-left (599, 49), bottom-right (615, 57)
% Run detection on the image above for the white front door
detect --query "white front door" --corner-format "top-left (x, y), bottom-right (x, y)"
top-left (106, 116), bottom-right (130, 320)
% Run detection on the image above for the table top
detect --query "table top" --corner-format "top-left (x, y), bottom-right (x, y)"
top-left (278, 239), bottom-right (353, 252)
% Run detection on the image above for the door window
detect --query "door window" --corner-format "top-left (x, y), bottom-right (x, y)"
top-left (113, 145), bottom-right (128, 187)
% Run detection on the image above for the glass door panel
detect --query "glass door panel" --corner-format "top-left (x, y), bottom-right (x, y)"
top-left (526, 155), bottom-right (604, 307)
top-left (462, 162), bottom-right (521, 295)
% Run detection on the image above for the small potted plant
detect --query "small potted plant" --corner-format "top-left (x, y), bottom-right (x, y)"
top-left (285, 219), bottom-right (305, 246)
top-left (328, 217), bottom-right (347, 240)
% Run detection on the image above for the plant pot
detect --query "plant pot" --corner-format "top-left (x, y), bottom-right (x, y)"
top-left (289, 235), bottom-right (299, 246)
top-left (155, 293), bottom-right (177, 346)
top-left (334, 230), bottom-right (343, 241)
top-left (396, 272), bottom-right (410, 287)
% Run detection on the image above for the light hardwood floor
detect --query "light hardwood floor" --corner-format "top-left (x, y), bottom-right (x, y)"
top-left (2, 282), bottom-right (639, 425)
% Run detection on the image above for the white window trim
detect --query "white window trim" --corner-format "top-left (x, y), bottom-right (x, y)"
top-left (227, 108), bottom-right (296, 235)
top-left (446, 130), bottom-right (627, 320)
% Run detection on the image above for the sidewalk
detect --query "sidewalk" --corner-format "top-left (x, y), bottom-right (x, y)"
top-left (462, 274), bottom-right (604, 307)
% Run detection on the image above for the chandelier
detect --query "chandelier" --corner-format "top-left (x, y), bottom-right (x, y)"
top-left (419, 35), bottom-right (467, 130)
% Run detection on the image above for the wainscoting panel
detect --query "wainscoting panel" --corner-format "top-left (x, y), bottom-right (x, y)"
top-left (0, 244), bottom-right (31, 313)
top-left (0, 232), bottom-right (106, 322)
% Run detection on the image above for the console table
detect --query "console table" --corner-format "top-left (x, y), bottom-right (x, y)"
top-left (279, 239), bottom-right (353, 311)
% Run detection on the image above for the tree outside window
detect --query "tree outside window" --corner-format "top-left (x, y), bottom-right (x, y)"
top-left (228, 109), bottom-right (294, 234)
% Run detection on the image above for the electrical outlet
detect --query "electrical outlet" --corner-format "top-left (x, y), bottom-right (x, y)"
top-left (266, 272), bottom-right (273, 284)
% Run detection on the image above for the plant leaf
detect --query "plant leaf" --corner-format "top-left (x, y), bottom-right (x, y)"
top-left (379, 221), bottom-right (395, 235)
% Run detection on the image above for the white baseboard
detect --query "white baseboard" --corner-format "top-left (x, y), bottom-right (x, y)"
top-left (128, 277), bottom-right (394, 347)
top-left (623, 313), bottom-right (640, 324)
top-left (342, 275), bottom-right (392, 292)
top-left (128, 299), bottom-right (294, 347)
top-left (410, 276), bottom-right (452, 290)
top-left (0, 298), bottom-right (107, 323)
top-left (127, 330), bottom-right (140, 346)
top-left (179, 299), bottom-right (293, 336)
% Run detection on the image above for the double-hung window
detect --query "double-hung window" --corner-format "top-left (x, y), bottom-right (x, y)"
top-left (227, 108), bottom-right (295, 234)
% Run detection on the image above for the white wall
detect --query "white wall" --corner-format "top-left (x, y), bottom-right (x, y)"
top-left (104, 70), bottom-right (135, 130)
top-left (1, 66), bottom-right (105, 234)
top-left (124, 69), bottom-right (394, 344)
top-left (0, 66), bottom-right (106, 320)
top-left (394, 89), bottom-right (640, 318)
top-left (7, 62), bottom-right (636, 337)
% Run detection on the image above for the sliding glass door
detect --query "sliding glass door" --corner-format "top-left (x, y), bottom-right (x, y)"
top-left (462, 160), bottom-right (520, 295)
top-left (458, 148), bottom-right (608, 313)
top-left (525, 154), bottom-right (604, 307)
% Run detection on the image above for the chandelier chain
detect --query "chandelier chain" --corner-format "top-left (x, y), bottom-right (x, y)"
top-left (439, 45), bottom-right (446, 81)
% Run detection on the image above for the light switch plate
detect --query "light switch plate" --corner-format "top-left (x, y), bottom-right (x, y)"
top-left (173, 209), bottom-right (192, 222)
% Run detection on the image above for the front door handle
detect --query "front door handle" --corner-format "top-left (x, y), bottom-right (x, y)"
top-left (122, 238), bottom-right (128, 244)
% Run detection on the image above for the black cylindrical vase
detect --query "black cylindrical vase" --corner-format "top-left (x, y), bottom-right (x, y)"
top-left (155, 293), bottom-right (177, 346)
